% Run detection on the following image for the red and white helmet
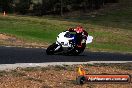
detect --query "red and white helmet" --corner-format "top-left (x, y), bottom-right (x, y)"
top-left (75, 25), bottom-right (83, 33)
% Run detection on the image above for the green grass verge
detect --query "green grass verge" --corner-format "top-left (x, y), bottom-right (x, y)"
top-left (0, 16), bottom-right (66, 43)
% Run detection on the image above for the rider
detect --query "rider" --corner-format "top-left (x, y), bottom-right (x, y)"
top-left (67, 25), bottom-right (88, 48)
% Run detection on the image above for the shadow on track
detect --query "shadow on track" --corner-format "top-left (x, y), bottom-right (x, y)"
top-left (0, 46), bottom-right (132, 64)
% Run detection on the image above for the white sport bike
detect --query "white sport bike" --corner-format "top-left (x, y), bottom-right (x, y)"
top-left (46, 31), bottom-right (93, 55)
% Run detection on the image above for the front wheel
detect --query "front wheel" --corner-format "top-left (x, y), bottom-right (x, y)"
top-left (46, 43), bottom-right (59, 55)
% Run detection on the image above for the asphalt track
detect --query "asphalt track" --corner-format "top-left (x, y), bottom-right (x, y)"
top-left (0, 46), bottom-right (132, 64)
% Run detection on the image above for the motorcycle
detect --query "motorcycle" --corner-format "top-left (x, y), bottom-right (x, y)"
top-left (46, 31), bottom-right (93, 55)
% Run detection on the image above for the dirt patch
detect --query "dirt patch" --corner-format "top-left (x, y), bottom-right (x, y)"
top-left (0, 34), bottom-right (12, 40)
top-left (0, 33), bottom-right (48, 48)
top-left (0, 64), bottom-right (131, 88)
top-left (0, 33), bottom-right (24, 45)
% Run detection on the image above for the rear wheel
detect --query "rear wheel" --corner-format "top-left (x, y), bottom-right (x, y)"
top-left (46, 43), bottom-right (59, 55)
top-left (72, 43), bottom-right (86, 55)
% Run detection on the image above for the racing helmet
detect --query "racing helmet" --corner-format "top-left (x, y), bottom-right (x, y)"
top-left (76, 25), bottom-right (83, 33)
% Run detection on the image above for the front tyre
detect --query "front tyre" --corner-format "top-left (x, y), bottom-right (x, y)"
top-left (46, 43), bottom-right (58, 55)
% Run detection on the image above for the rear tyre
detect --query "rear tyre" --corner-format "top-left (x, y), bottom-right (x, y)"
top-left (72, 43), bottom-right (86, 55)
top-left (46, 43), bottom-right (58, 55)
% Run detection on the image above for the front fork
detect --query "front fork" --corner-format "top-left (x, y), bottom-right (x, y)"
top-left (55, 41), bottom-right (62, 51)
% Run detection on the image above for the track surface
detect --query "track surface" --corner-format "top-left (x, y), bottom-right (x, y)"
top-left (0, 46), bottom-right (132, 64)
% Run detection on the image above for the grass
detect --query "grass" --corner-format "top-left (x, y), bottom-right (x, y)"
top-left (71, 7), bottom-right (132, 30)
top-left (93, 63), bottom-right (132, 70)
top-left (10, 70), bottom-right (26, 77)
top-left (0, 70), bottom-right (26, 77)
top-left (0, 16), bottom-right (65, 43)
top-left (0, 0), bottom-right (132, 52)
top-left (21, 66), bottom-right (45, 72)
top-left (21, 65), bottom-right (74, 72)
top-left (53, 65), bottom-right (74, 71)
top-left (0, 71), bottom-right (8, 77)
